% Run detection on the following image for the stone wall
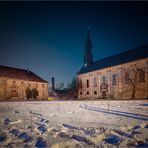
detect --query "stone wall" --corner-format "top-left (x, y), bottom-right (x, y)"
top-left (0, 77), bottom-right (48, 100)
top-left (77, 58), bottom-right (148, 99)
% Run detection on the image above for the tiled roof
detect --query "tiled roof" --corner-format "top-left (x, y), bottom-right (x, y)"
top-left (0, 65), bottom-right (48, 83)
top-left (78, 44), bottom-right (148, 75)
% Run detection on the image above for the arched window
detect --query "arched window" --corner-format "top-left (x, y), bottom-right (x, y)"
top-left (112, 74), bottom-right (117, 85)
top-left (139, 69), bottom-right (145, 82)
top-left (93, 77), bottom-right (97, 87)
top-left (86, 79), bottom-right (89, 88)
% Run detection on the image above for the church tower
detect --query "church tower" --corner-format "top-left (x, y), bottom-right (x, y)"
top-left (84, 27), bottom-right (93, 67)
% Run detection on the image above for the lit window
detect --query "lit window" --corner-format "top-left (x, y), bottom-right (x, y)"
top-left (139, 69), bottom-right (145, 82)
top-left (93, 77), bottom-right (97, 87)
top-left (112, 74), bottom-right (117, 85)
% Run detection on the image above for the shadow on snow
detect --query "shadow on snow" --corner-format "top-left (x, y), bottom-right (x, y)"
top-left (79, 104), bottom-right (148, 121)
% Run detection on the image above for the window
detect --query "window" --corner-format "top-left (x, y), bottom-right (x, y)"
top-left (87, 91), bottom-right (89, 95)
top-left (93, 77), bottom-right (97, 87)
top-left (139, 69), bottom-right (145, 82)
top-left (13, 81), bottom-right (16, 84)
top-left (86, 79), bottom-right (89, 88)
top-left (21, 81), bottom-right (24, 85)
top-left (94, 91), bottom-right (97, 95)
top-left (102, 76), bottom-right (106, 82)
top-left (125, 72), bottom-right (129, 84)
top-left (112, 74), bottom-right (117, 85)
top-left (80, 92), bottom-right (82, 95)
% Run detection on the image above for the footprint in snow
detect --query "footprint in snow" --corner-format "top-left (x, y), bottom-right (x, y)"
top-left (37, 125), bottom-right (47, 134)
top-left (35, 137), bottom-right (47, 148)
top-left (18, 132), bottom-right (33, 143)
top-left (3, 118), bottom-right (11, 125)
top-left (40, 118), bottom-right (45, 122)
top-left (39, 118), bottom-right (49, 123)
top-left (0, 134), bottom-right (6, 142)
top-left (10, 129), bottom-right (20, 136)
top-left (105, 135), bottom-right (121, 145)
top-left (14, 110), bottom-right (20, 114)
top-left (133, 125), bottom-right (141, 130)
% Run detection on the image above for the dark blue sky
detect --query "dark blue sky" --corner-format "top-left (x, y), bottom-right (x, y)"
top-left (0, 1), bottom-right (148, 87)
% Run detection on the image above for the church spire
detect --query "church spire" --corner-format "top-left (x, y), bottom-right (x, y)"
top-left (84, 27), bottom-right (93, 67)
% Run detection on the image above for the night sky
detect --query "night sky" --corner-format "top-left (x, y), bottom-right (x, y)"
top-left (0, 1), bottom-right (148, 87)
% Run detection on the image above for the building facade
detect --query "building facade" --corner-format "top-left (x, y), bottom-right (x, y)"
top-left (0, 65), bottom-right (48, 100)
top-left (77, 29), bottom-right (148, 99)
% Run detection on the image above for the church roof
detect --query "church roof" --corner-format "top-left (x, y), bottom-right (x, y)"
top-left (78, 44), bottom-right (148, 75)
top-left (0, 65), bottom-right (48, 83)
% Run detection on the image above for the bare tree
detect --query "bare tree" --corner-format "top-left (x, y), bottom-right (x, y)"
top-left (56, 82), bottom-right (65, 90)
top-left (128, 67), bottom-right (138, 99)
top-left (127, 64), bottom-right (144, 99)
top-left (66, 77), bottom-right (78, 99)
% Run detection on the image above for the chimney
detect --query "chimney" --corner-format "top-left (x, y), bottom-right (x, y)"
top-left (52, 77), bottom-right (55, 92)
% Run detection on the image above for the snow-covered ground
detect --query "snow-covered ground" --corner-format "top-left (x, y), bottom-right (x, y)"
top-left (0, 100), bottom-right (148, 147)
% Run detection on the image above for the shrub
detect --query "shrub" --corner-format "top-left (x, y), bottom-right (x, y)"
top-left (25, 87), bottom-right (32, 100)
top-left (32, 88), bottom-right (39, 100)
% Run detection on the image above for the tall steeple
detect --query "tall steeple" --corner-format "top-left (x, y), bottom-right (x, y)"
top-left (84, 27), bottom-right (93, 67)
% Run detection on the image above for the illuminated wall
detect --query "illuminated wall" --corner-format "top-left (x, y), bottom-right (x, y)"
top-left (77, 58), bottom-right (148, 99)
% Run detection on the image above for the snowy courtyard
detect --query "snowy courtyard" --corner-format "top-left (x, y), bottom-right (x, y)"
top-left (0, 100), bottom-right (148, 147)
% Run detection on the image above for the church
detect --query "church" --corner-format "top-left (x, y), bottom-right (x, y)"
top-left (0, 65), bottom-right (48, 100)
top-left (77, 29), bottom-right (148, 99)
